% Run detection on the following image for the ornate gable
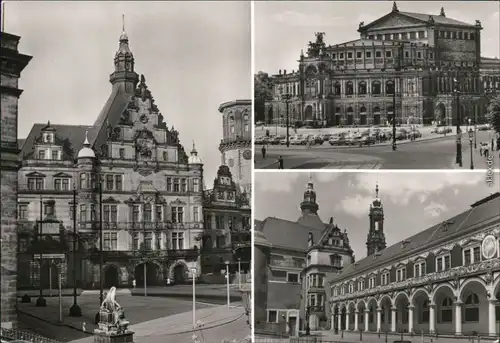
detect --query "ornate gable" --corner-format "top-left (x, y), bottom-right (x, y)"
top-left (26, 171), bottom-right (46, 177)
top-left (361, 12), bottom-right (427, 32)
top-left (53, 172), bottom-right (72, 178)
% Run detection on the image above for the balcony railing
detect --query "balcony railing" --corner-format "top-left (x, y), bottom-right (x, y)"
top-left (87, 248), bottom-right (199, 261)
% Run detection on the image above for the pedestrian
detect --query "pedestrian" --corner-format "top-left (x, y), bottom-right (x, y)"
top-left (480, 143), bottom-right (484, 156)
top-left (82, 322), bottom-right (86, 332)
top-left (132, 278), bottom-right (136, 289)
top-left (492, 138), bottom-right (495, 152)
top-left (261, 145), bottom-right (266, 159)
top-left (278, 156), bottom-right (284, 169)
top-left (483, 142), bottom-right (489, 158)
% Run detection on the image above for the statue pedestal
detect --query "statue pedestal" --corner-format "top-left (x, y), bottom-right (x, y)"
top-left (93, 331), bottom-right (135, 343)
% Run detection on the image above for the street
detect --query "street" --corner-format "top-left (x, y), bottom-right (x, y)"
top-left (255, 129), bottom-right (498, 170)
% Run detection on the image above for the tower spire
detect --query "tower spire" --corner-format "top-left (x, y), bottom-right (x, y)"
top-left (83, 130), bottom-right (90, 146)
top-left (375, 182), bottom-right (379, 199)
top-left (122, 14), bottom-right (125, 32)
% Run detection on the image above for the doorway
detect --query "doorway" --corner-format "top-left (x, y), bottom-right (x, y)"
top-left (104, 265), bottom-right (119, 288)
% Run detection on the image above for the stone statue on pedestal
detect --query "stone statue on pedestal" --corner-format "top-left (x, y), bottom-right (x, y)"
top-left (94, 287), bottom-right (134, 343)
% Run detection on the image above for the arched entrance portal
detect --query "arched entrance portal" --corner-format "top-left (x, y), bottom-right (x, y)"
top-left (104, 265), bottom-right (119, 288)
top-left (173, 263), bottom-right (188, 284)
top-left (304, 105), bottom-right (313, 121)
top-left (434, 103), bottom-right (446, 125)
top-left (135, 262), bottom-right (160, 286)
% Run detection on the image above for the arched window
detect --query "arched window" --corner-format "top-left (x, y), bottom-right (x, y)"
top-left (306, 79), bottom-right (318, 97)
top-left (80, 173), bottom-right (87, 189)
top-left (360, 106), bottom-right (367, 113)
top-left (440, 297), bottom-right (453, 323)
top-left (386, 80), bottom-right (395, 95)
top-left (335, 107), bottom-right (341, 114)
top-left (334, 82), bottom-right (341, 95)
top-left (347, 106), bottom-right (354, 114)
top-left (372, 81), bottom-right (381, 95)
top-left (464, 293), bottom-right (480, 322)
top-left (373, 106), bottom-right (381, 114)
top-left (358, 81), bottom-right (367, 95)
top-left (420, 300), bottom-right (429, 324)
top-left (346, 81), bottom-right (354, 95)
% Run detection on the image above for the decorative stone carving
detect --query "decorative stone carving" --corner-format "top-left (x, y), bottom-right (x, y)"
top-left (95, 287), bottom-right (131, 336)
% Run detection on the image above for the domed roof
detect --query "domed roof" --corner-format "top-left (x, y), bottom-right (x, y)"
top-left (188, 142), bottom-right (202, 165)
top-left (77, 131), bottom-right (96, 159)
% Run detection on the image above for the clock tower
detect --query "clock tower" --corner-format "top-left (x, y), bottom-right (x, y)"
top-left (366, 183), bottom-right (387, 257)
top-left (218, 100), bottom-right (252, 196)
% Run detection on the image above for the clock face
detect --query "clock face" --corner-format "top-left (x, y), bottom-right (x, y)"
top-left (243, 149), bottom-right (252, 160)
top-left (482, 235), bottom-right (497, 260)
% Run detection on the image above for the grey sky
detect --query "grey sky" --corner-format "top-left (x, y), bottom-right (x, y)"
top-left (5, 1), bottom-right (251, 184)
top-left (255, 1), bottom-right (500, 73)
top-left (255, 171), bottom-right (499, 261)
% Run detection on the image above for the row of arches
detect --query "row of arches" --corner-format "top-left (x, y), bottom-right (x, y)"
top-left (331, 278), bottom-right (500, 335)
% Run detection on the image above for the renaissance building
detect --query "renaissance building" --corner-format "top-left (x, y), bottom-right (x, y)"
top-left (265, 2), bottom-right (500, 127)
top-left (16, 28), bottom-right (204, 290)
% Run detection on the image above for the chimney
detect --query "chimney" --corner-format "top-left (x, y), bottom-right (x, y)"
top-left (279, 69), bottom-right (282, 75)
top-left (284, 69), bottom-right (287, 75)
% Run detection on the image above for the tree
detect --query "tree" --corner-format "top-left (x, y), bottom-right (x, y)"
top-left (487, 94), bottom-right (500, 134)
top-left (254, 71), bottom-right (274, 123)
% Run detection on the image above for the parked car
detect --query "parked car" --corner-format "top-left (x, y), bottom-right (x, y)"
top-left (270, 135), bottom-right (284, 145)
top-left (408, 130), bottom-right (422, 139)
top-left (436, 126), bottom-right (453, 134)
top-left (329, 134), bottom-right (346, 146)
top-left (477, 123), bottom-right (491, 131)
top-left (313, 135), bottom-right (324, 144)
top-left (254, 136), bottom-right (265, 144)
top-left (360, 135), bottom-right (376, 145)
top-left (290, 135), bottom-right (300, 145)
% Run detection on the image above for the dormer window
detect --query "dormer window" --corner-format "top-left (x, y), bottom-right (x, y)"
top-left (414, 260), bottom-right (426, 277)
top-left (51, 150), bottom-right (59, 160)
top-left (358, 279), bottom-right (365, 291)
top-left (341, 284), bottom-right (346, 295)
top-left (368, 276), bottom-right (376, 288)
top-left (436, 252), bottom-right (451, 272)
top-left (38, 150), bottom-right (46, 160)
top-left (348, 282), bottom-right (354, 293)
top-left (381, 271), bottom-right (390, 285)
top-left (463, 245), bottom-right (481, 265)
top-left (396, 266), bottom-right (406, 282)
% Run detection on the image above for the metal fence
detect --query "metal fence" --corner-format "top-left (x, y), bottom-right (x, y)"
top-left (0, 327), bottom-right (63, 343)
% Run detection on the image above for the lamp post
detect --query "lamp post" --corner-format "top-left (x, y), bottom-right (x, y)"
top-left (225, 260), bottom-right (230, 308)
top-left (305, 305), bottom-right (311, 336)
top-left (454, 77), bottom-right (463, 167)
top-left (36, 195), bottom-right (46, 307)
top-left (69, 184), bottom-right (82, 317)
top-left (95, 176), bottom-right (104, 324)
top-left (237, 257), bottom-right (241, 289)
top-left (279, 84), bottom-right (291, 147)
top-left (392, 77), bottom-right (398, 151)
top-left (191, 267), bottom-right (197, 329)
top-left (469, 128), bottom-right (474, 170)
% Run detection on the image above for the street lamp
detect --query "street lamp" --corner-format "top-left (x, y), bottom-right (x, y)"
top-left (191, 267), bottom-right (197, 329)
top-left (391, 77), bottom-right (398, 151)
top-left (454, 77), bottom-right (463, 167)
top-left (469, 128), bottom-right (474, 170)
top-left (305, 305), bottom-right (311, 336)
top-left (95, 175), bottom-right (104, 324)
top-left (237, 257), bottom-right (241, 289)
top-left (69, 184), bottom-right (82, 317)
top-left (36, 196), bottom-right (46, 307)
top-left (225, 260), bottom-right (230, 308)
top-left (279, 83), bottom-right (291, 147)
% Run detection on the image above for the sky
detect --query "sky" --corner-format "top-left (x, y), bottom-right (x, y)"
top-left (255, 1), bottom-right (500, 73)
top-left (255, 171), bottom-right (500, 261)
top-left (4, 1), bottom-right (251, 184)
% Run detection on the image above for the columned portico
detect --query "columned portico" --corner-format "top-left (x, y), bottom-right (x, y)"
top-left (376, 307), bottom-right (382, 332)
top-left (354, 311), bottom-right (359, 331)
top-left (391, 307), bottom-right (396, 333)
top-left (429, 303), bottom-right (436, 333)
top-left (364, 309), bottom-right (369, 331)
top-left (454, 301), bottom-right (462, 335)
top-left (408, 305), bottom-right (414, 333)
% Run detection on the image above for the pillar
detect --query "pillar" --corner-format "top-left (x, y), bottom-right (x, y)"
top-left (338, 312), bottom-right (342, 331)
top-left (365, 309), bottom-right (369, 332)
top-left (377, 307), bottom-right (382, 332)
top-left (354, 311), bottom-right (359, 331)
top-left (331, 315), bottom-right (335, 331)
top-left (489, 299), bottom-right (496, 336)
top-left (391, 307), bottom-right (396, 333)
top-left (345, 310), bottom-right (350, 331)
top-left (408, 305), bottom-right (414, 334)
top-left (454, 301), bottom-right (462, 335)
top-left (429, 303), bottom-right (436, 333)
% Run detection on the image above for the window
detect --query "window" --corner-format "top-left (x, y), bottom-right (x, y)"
top-left (421, 300), bottom-right (430, 323)
top-left (417, 51), bottom-right (422, 59)
top-left (356, 51), bottom-right (362, 59)
top-left (405, 51), bottom-right (410, 58)
top-left (375, 51), bottom-right (382, 58)
top-left (341, 285), bottom-right (345, 295)
top-left (268, 310), bottom-right (278, 323)
top-left (330, 254), bottom-right (342, 267)
top-left (381, 271), bottom-right (389, 285)
top-left (368, 35), bottom-right (374, 40)
top-left (144, 232), bottom-right (152, 250)
top-left (80, 174), bottom-right (86, 189)
top-left (334, 82), bottom-right (341, 96)
top-left (287, 273), bottom-right (299, 283)
top-left (19, 204), bottom-right (28, 220)
top-left (384, 34), bottom-right (391, 40)
top-left (470, 33), bottom-right (475, 40)
top-left (372, 81), bottom-right (381, 95)
top-left (193, 178), bottom-right (200, 192)
top-left (464, 293), bottom-right (479, 322)
top-left (436, 253), bottom-right (451, 272)
top-left (181, 178), bottom-right (187, 193)
top-left (90, 204), bottom-right (96, 221)
top-left (106, 175), bottom-right (114, 190)
top-left (44, 202), bottom-right (54, 216)
top-left (366, 51), bottom-right (372, 58)
top-left (132, 232), bottom-right (139, 250)
top-left (172, 232), bottom-right (184, 250)
top-left (385, 50), bottom-right (392, 58)
top-left (119, 148), bottom-right (125, 158)
top-left (103, 232), bottom-right (117, 251)
top-left (458, 32), bottom-right (462, 39)
top-left (396, 267), bottom-right (406, 281)
top-left (347, 52), bottom-right (353, 59)
top-left (90, 174), bottom-right (96, 189)
top-left (358, 279), bottom-right (365, 290)
top-left (80, 204), bottom-right (86, 222)
top-left (193, 206), bottom-right (199, 222)
top-left (142, 204), bottom-right (151, 222)
top-left (38, 150), bottom-right (45, 160)
top-left (464, 32), bottom-right (469, 40)
top-left (54, 179), bottom-right (62, 191)
top-left (62, 179), bottom-right (69, 190)
top-left (376, 34), bottom-right (383, 40)
top-left (414, 261), bottom-right (426, 277)
top-left (463, 245), bottom-right (481, 265)
top-left (346, 81), bottom-right (354, 95)
top-left (339, 53), bottom-right (344, 59)
top-left (167, 177), bottom-right (172, 192)
top-left (156, 205), bottom-right (163, 222)
top-left (410, 32), bottom-right (416, 39)
top-left (172, 207), bottom-right (184, 223)
top-left (369, 276), bottom-right (375, 288)
top-left (429, 52), bottom-right (434, 59)
top-left (386, 80), bottom-right (395, 95)
top-left (440, 297), bottom-right (453, 323)
top-left (418, 31), bottom-right (425, 38)
top-left (51, 150), bottom-right (58, 160)
top-left (401, 32), bottom-right (408, 40)
top-left (452, 31), bottom-right (456, 39)
top-left (173, 178), bottom-right (180, 192)
top-left (132, 205), bottom-right (140, 223)
top-left (156, 232), bottom-right (162, 250)
top-left (348, 283), bottom-right (354, 293)
top-left (115, 175), bottom-right (122, 191)
top-left (104, 205), bottom-right (110, 222)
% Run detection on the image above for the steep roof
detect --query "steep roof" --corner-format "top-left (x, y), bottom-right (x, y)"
top-left (400, 11), bottom-right (476, 28)
top-left (258, 216), bottom-right (327, 252)
top-left (331, 193), bottom-right (500, 283)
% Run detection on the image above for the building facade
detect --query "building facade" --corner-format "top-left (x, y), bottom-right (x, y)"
top-left (265, 2), bottom-right (500, 127)
top-left (328, 193), bottom-right (500, 336)
top-left (201, 100), bottom-right (251, 281)
top-left (16, 28), bottom-right (204, 290)
top-left (0, 31), bottom-right (32, 329)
